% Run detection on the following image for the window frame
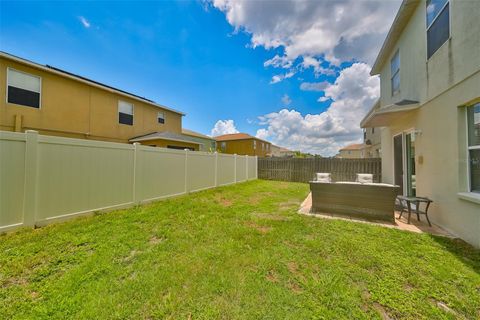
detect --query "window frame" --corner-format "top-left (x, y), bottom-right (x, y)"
top-left (466, 103), bottom-right (480, 193)
top-left (157, 111), bottom-right (165, 124)
top-left (390, 50), bottom-right (400, 96)
top-left (6, 67), bottom-right (42, 109)
top-left (426, 0), bottom-right (451, 60)
top-left (118, 100), bottom-right (134, 126)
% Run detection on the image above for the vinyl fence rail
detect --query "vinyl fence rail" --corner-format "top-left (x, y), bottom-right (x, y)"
top-left (258, 157), bottom-right (381, 183)
top-left (0, 130), bottom-right (257, 232)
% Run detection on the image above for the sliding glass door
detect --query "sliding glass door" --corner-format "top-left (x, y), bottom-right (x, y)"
top-left (393, 132), bottom-right (416, 196)
top-left (405, 133), bottom-right (416, 196)
top-left (393, 134), bottom-right (404, 194)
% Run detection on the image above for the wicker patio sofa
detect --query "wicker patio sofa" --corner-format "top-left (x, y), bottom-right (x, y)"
top-left (309, 179), bottom-right (400, 222)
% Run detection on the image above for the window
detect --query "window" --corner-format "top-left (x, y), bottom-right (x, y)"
top-left (467, 103), bottom-right (480, 193)
top-left (426, 0), bottom-right (449, 59)
top-left (372, 127), bottom-right (375, 134)
top-left (7, 68), bottom-right (41, 108)
top-left (220, 142), bottom-right (226, 152)
top-left (157, 112), bottom-right (165, 124)
top-left (118, 100), bottom-right (133, 125)
top-left (390, 50), bottom-right (400, 95)
top-left (253, 140), bottom-right (256, 150)
top-left (363, 129), bottom-right (367, 142)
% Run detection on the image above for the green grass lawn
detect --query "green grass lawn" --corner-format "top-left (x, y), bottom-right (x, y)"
top-left (1, 180), bottom-right (479, 319)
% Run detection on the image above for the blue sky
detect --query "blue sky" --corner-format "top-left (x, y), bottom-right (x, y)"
top-left (0, 0), bottom-right (400, 155)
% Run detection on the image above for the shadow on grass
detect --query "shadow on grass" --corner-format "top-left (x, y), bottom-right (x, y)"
top-left (431, 235), bottom-right (480, 275)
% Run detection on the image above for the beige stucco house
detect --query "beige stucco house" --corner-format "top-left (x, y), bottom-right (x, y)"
top-left (361, 0), bottom-right (480, 247)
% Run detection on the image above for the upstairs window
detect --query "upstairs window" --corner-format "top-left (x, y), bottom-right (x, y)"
top-left (157, 112), bottom-right (165, 124)
top-left (253, 140), bottom-right (256, 150)
top-left (390, 50), bottom-right (400, 96)
top-left (7, 68), bottom-right (41, 108)
top-left (467, 103), bottom-right (480, 193)
top-left (426, 0), bottom-right (450, 59)
top-left (118, 100), bottom-right (134, 125)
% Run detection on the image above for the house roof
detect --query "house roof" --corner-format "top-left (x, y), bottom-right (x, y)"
top-left (339, 143), bottom-right (366, 151)
top-left (0, 51), bottom-right (185, 116)
top-left (214, 133), bottom-right (271, 144)
top-left (181, 128), bottom-right (214, 140)
top-left (129, 131), bottom-right (202, 145)
top-left (371, 0), bottom-right (421, 75)
top-left (360, 100), bottom-right (420, 128)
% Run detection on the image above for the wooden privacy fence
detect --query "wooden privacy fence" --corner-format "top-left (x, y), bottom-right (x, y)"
top-left (258, 157), bottom-right (381, 183)
top-left (0, 130), bottom-right (257, 233)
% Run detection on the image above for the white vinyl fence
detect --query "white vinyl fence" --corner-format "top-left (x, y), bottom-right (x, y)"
top-left (0, 130), bottom-right (257, 232)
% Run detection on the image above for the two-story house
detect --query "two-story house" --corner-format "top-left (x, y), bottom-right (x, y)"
top-left (361, 0), bottom-right (480, 247)
top-left (215, 133), bottom-right (271, 157)
top-left (0, 52), bottom-right (203, 150)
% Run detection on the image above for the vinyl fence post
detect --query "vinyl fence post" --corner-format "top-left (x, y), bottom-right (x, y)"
top-left (214, 152), bottom-right (218, 187)
top-left (246, 155), bottom-right (249, 180)
top-left (132, 143), bottom-right (140, 204)
top-left (255, 156), bottom-right (258, 179)
top-left (234, 154), bottom-right (237, 183)
top-left (23, 130), bottom-right (39, 227)
top-left (184, 149), bottom-right (189, 193)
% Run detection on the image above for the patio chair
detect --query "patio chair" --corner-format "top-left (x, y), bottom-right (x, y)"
top-left (314, 172), bottom-right (331, 183)
top-left (356, 173), bottom-right (373, 183)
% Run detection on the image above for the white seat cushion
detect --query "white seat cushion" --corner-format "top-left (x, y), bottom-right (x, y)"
top-left (315, 173), bottom-right (331, 183)
top-left (356, 173), bottom-right (373, 183)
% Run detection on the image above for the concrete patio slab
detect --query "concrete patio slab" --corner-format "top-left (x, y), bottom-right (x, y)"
top-left (299, 193), bottom-right (454, 238)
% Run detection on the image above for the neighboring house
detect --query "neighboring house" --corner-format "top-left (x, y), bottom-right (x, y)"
top-left (0, 51), bottom-right (199, 150)
top-left (269, 145), bottom-right (295, 157)
top-left (362, 100), bottom-right (382, 158)
top-left (337, 143), bottom-right (366, 159)
top-left (361, 0), bottom-right (480, 247)
top-left (215, 133), bottom-right (271, 157)
top-left (181, 128), bottom-right (216, 152)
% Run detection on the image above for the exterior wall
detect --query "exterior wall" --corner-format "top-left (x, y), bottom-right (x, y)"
top-left (137, 138), bottom-right (199, 151)
top-left (378, 0), bottom-right (480, 109)
top-left (338, 149), bottom-right (364, 159)
top-left (376, 0), bottom-right (480, 247)
top-left (217, 138), bottom-right (271, 157)
top-left (181, 134), bottom-right (216, 152)
top-left (364, 127), bottom-right (381, 158)
top-left (0, 57), bottom-right (183, 143)
top-left (381, 72), bottom-right (480, 248)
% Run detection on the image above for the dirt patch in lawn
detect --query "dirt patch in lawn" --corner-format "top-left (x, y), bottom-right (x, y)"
top-left (246, 222), bottom-right (271, 234)
top-left (266, 270), bottom-right (279, 283)
top-left (278, 200), bottom-right (300, 211)
top-left (251, 212), bottom-right (290, 221)
top-left (214, 195), bottom-right (233, 207)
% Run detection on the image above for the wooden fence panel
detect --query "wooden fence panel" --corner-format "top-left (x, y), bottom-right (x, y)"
top-left (258, 158), bottom-right (382, 183)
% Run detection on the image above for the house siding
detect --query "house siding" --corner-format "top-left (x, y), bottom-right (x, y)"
top-left (0, 56), bottom-right (183, 143)
top-left (217, 138), bottom-right (271, 157)
top-left (376, 0), bottom-right (480, 247)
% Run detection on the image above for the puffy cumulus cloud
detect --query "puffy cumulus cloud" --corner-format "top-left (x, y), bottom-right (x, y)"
top-left (255, 63), bottom-right (379, 156)
top-left (210, 0), bottom-right (400, 68)
top-left (211, 119), bottom-right (239, 136)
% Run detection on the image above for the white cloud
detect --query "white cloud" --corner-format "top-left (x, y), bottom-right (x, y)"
top-left (211, 119), bottom-right (239, 136)
top-left (210, 0), bottom-right (401, 68)
top-left (270, 70), bottom-right (295, 84)
top-left (255, 63), bottom-right (379, 156)
top-left (281, 94), bottom-right (291, 106)
top-left (299, 81), bottom-right (329, 92)
top-left (79, 16), bottom-right (91, 28)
